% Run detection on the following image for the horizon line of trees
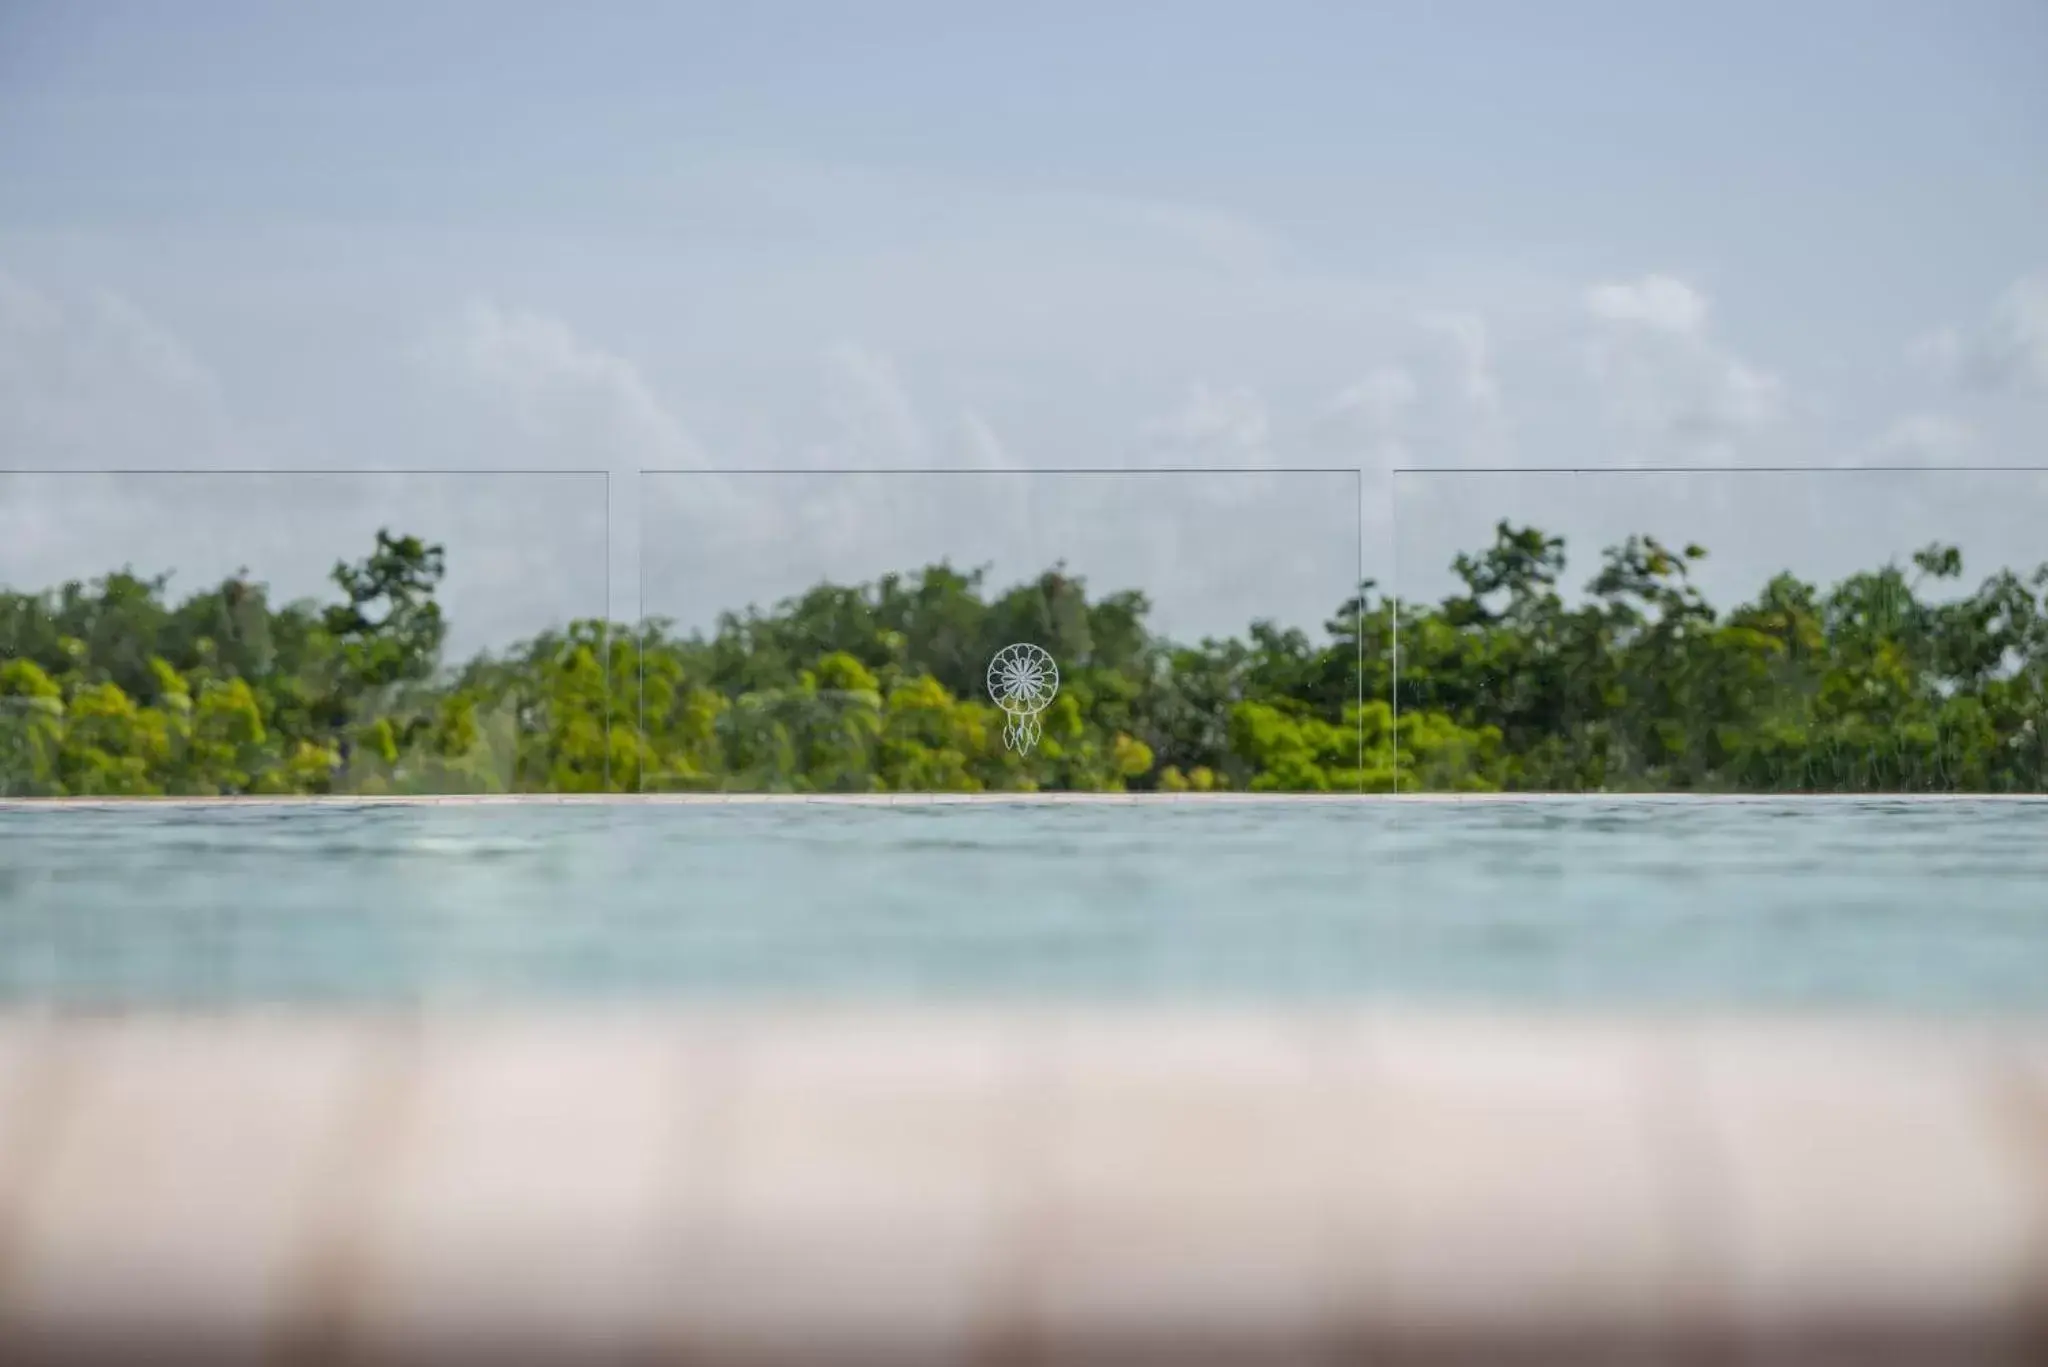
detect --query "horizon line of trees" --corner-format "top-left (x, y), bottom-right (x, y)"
top-left (4, 523), bottom-right (2047, 795)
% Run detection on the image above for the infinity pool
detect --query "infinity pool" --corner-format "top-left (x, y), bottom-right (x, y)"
top-left (1, 798), bottom-right (2043, 1009)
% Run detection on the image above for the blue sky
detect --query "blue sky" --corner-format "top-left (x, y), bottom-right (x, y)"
top-left (2, 2), bottom-right (2044, 650)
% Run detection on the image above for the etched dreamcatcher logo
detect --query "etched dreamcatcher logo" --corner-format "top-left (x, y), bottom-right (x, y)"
top-left (987, 643), bottom-right (1059, 753)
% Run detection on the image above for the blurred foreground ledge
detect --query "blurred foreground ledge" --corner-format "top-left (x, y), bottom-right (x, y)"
top-left (0, 1012), bottom-right (2043, 1365)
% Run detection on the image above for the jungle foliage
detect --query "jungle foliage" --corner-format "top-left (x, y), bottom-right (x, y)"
top-left (5, 524), bottom-right (2046, 795)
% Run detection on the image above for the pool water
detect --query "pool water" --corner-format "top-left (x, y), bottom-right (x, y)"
top-left (1, 799), bottom-right (2043, 1010)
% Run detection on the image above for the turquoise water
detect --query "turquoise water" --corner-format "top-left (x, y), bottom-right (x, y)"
top-left (0, 799), bottom-right (2043, 1010)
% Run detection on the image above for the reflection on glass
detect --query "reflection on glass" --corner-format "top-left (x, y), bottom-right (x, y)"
top-left (0, 472), bottom-right (608, 797)
top-left (635, 470), bottom-right (1366, 793)
top-left (1392, 470), bottom-right (2048, 792)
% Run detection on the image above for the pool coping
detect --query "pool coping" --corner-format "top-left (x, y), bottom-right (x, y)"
top-left (0, 1010), bottom-right (2042, 1362)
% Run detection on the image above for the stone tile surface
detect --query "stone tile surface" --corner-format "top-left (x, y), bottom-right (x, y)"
top-left (1696, 1023), bottom-right (2048, 1348)
top-left (0, 1016), bottom-right (383, 1359)
top-left (1326, 1019), bottom-right (1684, 1349)
top-left (339, 1019), bottom-right (693, 1359)
top-left (0, 1011), bottom-right (2041, 1365)
top-left (660, 1015), bottom-right (1025, 1358)
top-left (1027, 1019), bottom-right (1348, 1363)
top-left (0, 1019), bottom-right (58, 1285)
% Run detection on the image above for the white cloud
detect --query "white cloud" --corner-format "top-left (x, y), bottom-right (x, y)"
top-left (1096, 198), bottom-right (1283, 275)
top-left (1317, 369), bottom-right (1415, 480)
top-left (1584, 274), bottom-right (1781, 443)
top-left (1423, 312), bottom-right (1500, 410)
top-left (1141, 383), bottom-right (1272, 459)
top-left (1917, 272), bottom-right (2048, 393)
top-left (414, 303), bottom-right (720, 632)
top-left (0, 272), bottom-right (229, 468)
top-left (820, 341), bottom-right (928, 463)
top-left (955, 409), bottom-right (1010, 469)
top-left (1874, 412), bottom-right (1975, 464)
top-left (1585, 275), bottom-right (1710, 335)
top-left (1326, 366), bottom-right (1419, 432)
top-left (422, 300), bottom-right (702, 468)
top-left (1701, 361), bottom-right (1782, 431)
top-left (1973, 274), bottom-right (2048, 390)
top-left (1313, 315), bottom-right (1506, 476)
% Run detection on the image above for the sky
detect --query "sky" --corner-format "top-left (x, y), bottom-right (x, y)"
top-left (2, 1), bottom-right (2045, 655)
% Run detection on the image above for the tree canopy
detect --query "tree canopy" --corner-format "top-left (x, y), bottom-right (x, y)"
top-left (5, 523), bottom-right (2046, 795)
